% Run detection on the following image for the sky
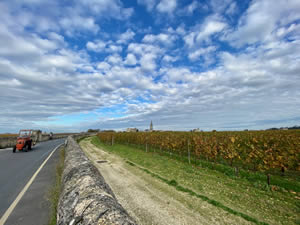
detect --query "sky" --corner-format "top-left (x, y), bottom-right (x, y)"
top-left (0, 0), bottom-right (300, 133)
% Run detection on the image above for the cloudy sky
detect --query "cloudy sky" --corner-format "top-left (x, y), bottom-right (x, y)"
top-left (0, 0), bottom-right (300, 133)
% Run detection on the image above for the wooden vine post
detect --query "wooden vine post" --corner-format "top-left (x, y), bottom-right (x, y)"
top-left (188, 140), bottom-right (191, 164)
top-left (235, 167), bottom-right (239, 177)
top-left (267, 173), bottom-right (270, 186)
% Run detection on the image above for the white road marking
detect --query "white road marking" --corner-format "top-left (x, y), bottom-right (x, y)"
top-left (0, 143), bottom-right (63, 225)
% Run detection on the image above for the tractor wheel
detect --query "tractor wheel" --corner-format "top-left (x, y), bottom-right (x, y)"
top-left (13, 145), bottom-right (16, 153)
top-left (24, 144), bottom-right (28, 152)
top-left (28, 142), bottom-right (32, 150)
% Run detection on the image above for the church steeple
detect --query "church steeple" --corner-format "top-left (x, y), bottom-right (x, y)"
top-left (150, 120), bottom-right (153, 131)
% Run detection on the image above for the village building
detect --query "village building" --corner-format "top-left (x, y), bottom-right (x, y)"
top-left (192, 128), bottom-right (200, 132)
top-left (126, 128), bottom-right (139, 132)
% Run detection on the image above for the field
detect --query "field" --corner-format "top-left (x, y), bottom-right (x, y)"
top-left (93, 130), bottom-right (300, 225)
top-left (0, 134), bottom-right (18, 137)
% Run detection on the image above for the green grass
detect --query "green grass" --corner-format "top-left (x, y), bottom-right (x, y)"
top-left (48, 146), bottom-right (65, 225)
top-left (76, 136), bottom-right (86, 144)
top-left (126, 160), bottom-right (269, 225)
top-left (90, 136), bottom-right (300, 225)
top-left (107, 142), bottom-right (300, 192)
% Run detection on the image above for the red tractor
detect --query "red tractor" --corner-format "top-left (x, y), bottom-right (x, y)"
top-left (13, 130), bottom-right (36, 153)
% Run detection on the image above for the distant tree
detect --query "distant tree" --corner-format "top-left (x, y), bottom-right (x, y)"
top-left (267, 128), bottom-right (279, 130)
top-left (289, 126), bottom-right (300, 130)
top-left (87, 129), bottom-right (100, 133)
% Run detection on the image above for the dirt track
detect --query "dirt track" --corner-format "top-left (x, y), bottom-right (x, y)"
top-left (80, 139), bottom-right (250, 225)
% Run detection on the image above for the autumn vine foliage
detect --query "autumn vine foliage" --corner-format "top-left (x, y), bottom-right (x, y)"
top-left (97, 130), bottom-right (300, 173)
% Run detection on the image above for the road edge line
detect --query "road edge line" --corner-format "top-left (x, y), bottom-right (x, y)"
top-left (0, 143), bottom-right (64, 225)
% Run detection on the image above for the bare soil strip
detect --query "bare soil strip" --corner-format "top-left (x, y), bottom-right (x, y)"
top-left (80, 139), bottom-right (251, 225)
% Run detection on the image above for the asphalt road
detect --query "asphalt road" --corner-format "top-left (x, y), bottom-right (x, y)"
top-left (0, 139), bottom-right (65, 225)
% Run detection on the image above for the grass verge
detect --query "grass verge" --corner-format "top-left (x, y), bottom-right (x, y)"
top-left (90, 136), bottom-right (300, 225)
top-left (76, 136), bottom-right (87, 144)
top-left (104, 142), bottom-right (300, 192)
top-left (48, 146), bottom-right (65, 225)
top-left (126, 160), bottom-right (269, 225)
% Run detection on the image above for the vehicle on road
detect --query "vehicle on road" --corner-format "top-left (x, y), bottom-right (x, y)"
top-left (13, 130), bottom-right (37, 153)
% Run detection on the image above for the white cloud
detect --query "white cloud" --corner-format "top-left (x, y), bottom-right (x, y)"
top-left (38, 55), bottom-right (75, 72)
top-left (161, 67), bottom-right (192, 83)
top-left (276, 23), bottom-right (300, 38)
top-left (157, 0), bottom-right (177, 13)
top-left (162, 55), bottom-right (178, 63)
top-left (117, 29), bottom-right (135, 44)
top-left (188, 46), bottom-right (217, 61)
top-left (75, 0), bottom-right (133, 20)
top-left (225, 2), bottom-right (237, 15)
top-left (142, 33), bottom-right (176, 46)
top-left (140, 53), bottom-right (157, 72)
top-left (210, 0), bottom-right (237, 14)
top-left (127, 43), bottom-right (163, 56)
top-left (183, 32), bottom-right (196, 48)
top-left (107, 45), bottom-right (122, 53)
top-left (142, 34), bottom-right (156, 43)
top-left (97, 62), bottom-right (111, 71)
top-left (226, 0), bottom-right (300, 47)
top-left (86, 41), bottom-right (122, 53)
top-left (0, 24), bottom-right (58, 63)
top-left (86, 40), bottom-right (106, 52)
top-left (106, 54), bottom-right (123, 65)
top-left (175, 26), bottom-right (186, 36)
top-left (1, 0), bottom-right (133, 37)
top-left (184, 1), bottom-right (199, 14)
top-left (137, 0), bottom-right (158, 11)
top-left (48, 32), bottom-right (65, 45)
top-left (124, 53), bottom-right (137, 65)
top-left (196, 20), bottom-right (227, 43)
top-left (60, 16), bottom-right (99, 35)
top-left (184, 15), bottom-right (227, 48)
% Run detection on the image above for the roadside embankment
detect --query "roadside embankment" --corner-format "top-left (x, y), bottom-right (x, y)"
top-left (57, 136), bottom-right (137, 225)
top-left (0, 136), bottom-right (17, 149)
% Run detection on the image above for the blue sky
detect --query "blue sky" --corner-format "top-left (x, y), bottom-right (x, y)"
top-left (0, 0), bottom-right (300, 133)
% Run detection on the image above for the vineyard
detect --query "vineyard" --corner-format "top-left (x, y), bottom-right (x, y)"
top-left (91, 130), bottom-right (300, 225)
top-left (97, 130), bottom-right (300, 178)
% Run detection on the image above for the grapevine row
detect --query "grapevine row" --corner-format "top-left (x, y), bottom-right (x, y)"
top-left (97, 130), bottom-right (300, 173)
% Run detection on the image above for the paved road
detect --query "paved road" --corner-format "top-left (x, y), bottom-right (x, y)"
top-left (0, 139), bottom-right (65, 225)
